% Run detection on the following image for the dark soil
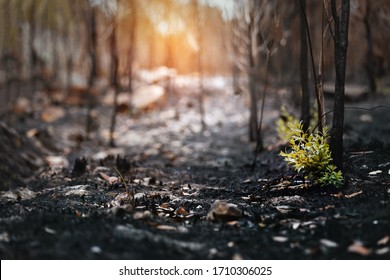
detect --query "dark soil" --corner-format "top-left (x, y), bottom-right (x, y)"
top-left (1, 80), bottom-right (390, 260)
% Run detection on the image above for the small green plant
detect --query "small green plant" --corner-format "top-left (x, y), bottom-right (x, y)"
top-left (114, 167), bottom-right (135, 206)
top-left (279, 120), bottom-right (343, 188)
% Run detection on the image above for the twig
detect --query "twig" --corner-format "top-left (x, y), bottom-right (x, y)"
top-left (312, 105), bottom-right (390, 131)
top-left (299, 0), bottom-right (325, 133)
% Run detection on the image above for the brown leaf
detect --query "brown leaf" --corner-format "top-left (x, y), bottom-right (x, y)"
top-left (176, 207), bottom-right (189, 215)
top-left (331, 192), bottom-right (343, 198)
top-left (344, 191), bottom-right (363, 198)
top-left (159, 202), bottom-right (170, 209)
top-left (99, 172), bottom-right (119, 185)
top-left (41, 107), bottom-right (65, 123)
top-left (227, 221), bottom-right (239, 227)
top-left (319, 205), bottom-right (335, 211)
top-left (156, 225), bottom-right (177, 231)
top-left (377, 235), bottom-right (390, 245)
top-left (207, 200), bottom-right (242, 222)
top-left (348, 242), bottom-right (371, 256)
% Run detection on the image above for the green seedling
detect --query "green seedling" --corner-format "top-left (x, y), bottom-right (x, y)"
top-left (279, 120), bottom-right (343, 188)
top-left (114, 167), bottom-right (135, 206)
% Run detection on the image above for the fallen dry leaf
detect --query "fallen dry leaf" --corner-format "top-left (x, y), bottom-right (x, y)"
top-left (348, 242), bottom-right (371, 256)
top-left (99, 172), bottom-right (119, 185)
top-left (320, 239), bottom-right (339, 248)
top-left (369, 170), bottom-right (382, 176)
top-left (375, 247), bottom-right (390, 255)
top-left (377, 235), bottom-right (390, 245)
top-left (207, 200), bottom-right (242, 222)
top-left (46, 155), bottom-right (69, 169)
top-left (159, 202), bottom-right (170, 209)
top-left (272, 236), bottom-right (288, 243)
top-left (227, 220), bottom-right (239, 227)
top-left (44, 227), bottom-right (56, 235)
top-left (133, 211), bottom-right (152, 220)
top-left (344, 190), bottom-right (363, 198)
top-left (156, 225), bottom-right (177, 231)
top-left (41, 107), bottom-right (65, 123)
top-left (175, 207), bottom-right (189, 215)
top-left (26, 128), bottom-right (39, 138)
top-left (319, 205), bottom-right (335, 211)
top-left (65, 189), bottom-right (88, 196)
top-left (275, 205), bottom-right (293, 214)
top-left (292, 222), bottom-right (300, 230)
top-left (331, 192), bottom-right (344, 198)
top-left (242, 179), bottom-right (252, 184)
top-left (258, 222), bottom-right (267, 228)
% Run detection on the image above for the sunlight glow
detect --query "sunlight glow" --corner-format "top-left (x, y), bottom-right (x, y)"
top-left (156, 18), bottom-right (186, 36)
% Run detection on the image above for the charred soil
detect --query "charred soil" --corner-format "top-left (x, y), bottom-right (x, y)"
top-left (1, 82), bottom-right (390, 260)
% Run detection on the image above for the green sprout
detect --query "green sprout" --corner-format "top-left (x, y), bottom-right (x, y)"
top-left (279, 120), bottom-right (343, 188)
top-left (114, 167), bottom-right (135, 206)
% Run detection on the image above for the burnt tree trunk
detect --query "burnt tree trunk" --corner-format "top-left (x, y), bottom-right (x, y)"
top-left (330, 0), bottom-right (350, 171)
top-left (299, 0), bottom-right (310, 132)
top-left (363, 0), bottom-right (376, 95)
top-left (86, 6), bottom-right (98, 138)
top-left (109, 23), bottom-right (119, 147)
top-left (247, 15), bottom-right (258, 142)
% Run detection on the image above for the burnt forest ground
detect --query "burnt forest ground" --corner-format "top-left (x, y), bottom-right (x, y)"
top-left (0, 76), bottom-right (390, 260)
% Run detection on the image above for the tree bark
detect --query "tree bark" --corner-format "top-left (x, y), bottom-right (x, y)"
top-left (299, 0), bottom-right (310, 132)
top-left (330, 0), bottom-right (350, 171)
top-left (109, 23), bottom-right (119, 147)
top-left (363, 0), bottom-right (376, 95)
top-left (86, 6), bottom-right (98, 138)
top-left (247, 12), bottom-right (258, 142)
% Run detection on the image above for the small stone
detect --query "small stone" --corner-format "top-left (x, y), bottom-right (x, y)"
top-left (91, 246), bottom-right (102, 254)
top-left (0, 232), bottom-right (10, 242)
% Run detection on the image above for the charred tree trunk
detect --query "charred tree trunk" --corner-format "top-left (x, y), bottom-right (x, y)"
top-left (363, 0), bottom-right (376, 95)
top-left (299, 0), bottom-right (310, 132)
top-left (330, 0), bottom-right (350, 171)
top-left (247, 17), bottom-right (258, 142)
top-left (109, 23), bottom-right (119, 147)
top-left (86, 7), bottom-right (98, 138)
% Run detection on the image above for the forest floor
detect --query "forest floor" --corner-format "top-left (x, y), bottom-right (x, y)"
top-left (0, 77), bottom-right (390, 260)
